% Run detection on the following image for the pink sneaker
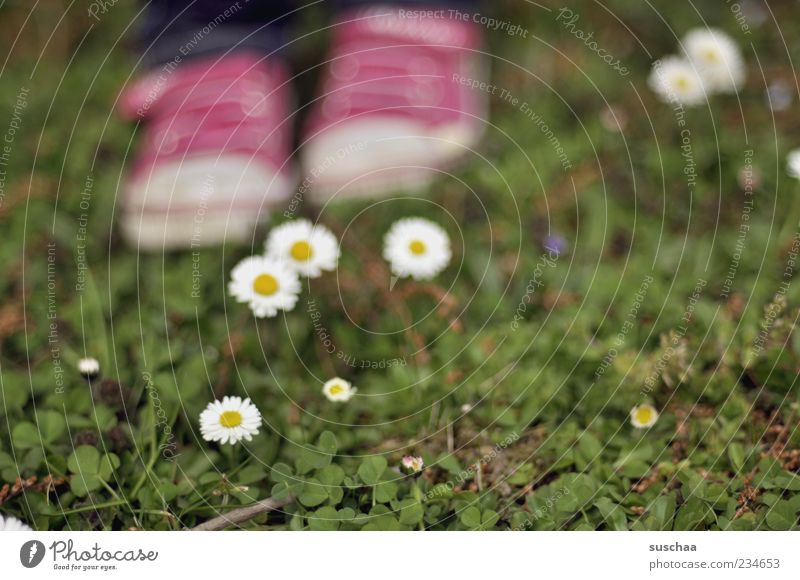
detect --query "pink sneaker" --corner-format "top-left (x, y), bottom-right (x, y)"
top-left (301, 6), bottom-right (488, 202)
top-left (119, 53), bottom-right (295, 250)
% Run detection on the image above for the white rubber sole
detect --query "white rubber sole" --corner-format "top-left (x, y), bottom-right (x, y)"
top-left (301, 117), bottom-right (483, 203)
top-left (121, 155), bottom-right (294, 250)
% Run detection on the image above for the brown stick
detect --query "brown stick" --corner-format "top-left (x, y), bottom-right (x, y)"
top-left (189, 496), bottom-right (292, 531)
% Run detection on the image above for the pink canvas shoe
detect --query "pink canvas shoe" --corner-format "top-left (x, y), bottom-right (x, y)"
top-left (119, 53), bottom-right (295, 250)
top-left (301, 6), bottom-right (488, 202)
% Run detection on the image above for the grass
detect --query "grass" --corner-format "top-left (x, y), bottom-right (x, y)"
top-left (1, 0), bottom-right (800, 530)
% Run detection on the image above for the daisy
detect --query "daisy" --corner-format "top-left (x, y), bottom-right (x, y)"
top-left (786, 149), bottom-right (800, 180)
top-left (682, 28), bottom-right (745, 94)
top-left (265, 219), bottom-right (340, 278)
top-left (322, 377), bottom-right (356, 402)
top-left (77, 357), bottom-right (100, 377)
top-left (0, 513), bottom-right (32, 531)
top-left (228, 255), bottom-right (301, 318)
top-left (401, 455), bottom-right (424, 473)
top-left (199, 396), bottom-right (262, 445)
top-left (648, 56), bottom-right (707, 107)
top-left (383, 218), bottom-right (451, 280)
top-left (630, 404), bottom-right (659, 429)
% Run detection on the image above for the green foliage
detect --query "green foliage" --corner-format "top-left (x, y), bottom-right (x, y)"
top-left (67, 446), bottom-right (120, 497)
top-left (2, 0), bottom-right (800, 532)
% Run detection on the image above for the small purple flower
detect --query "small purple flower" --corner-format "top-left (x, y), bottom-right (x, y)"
top-left (543, 234), bottom-right (568, 256)
top-left (765, 80), bottom-right (793, 112)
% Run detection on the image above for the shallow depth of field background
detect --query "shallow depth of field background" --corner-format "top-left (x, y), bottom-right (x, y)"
top-left (2, 0), bottom-right (800, 531)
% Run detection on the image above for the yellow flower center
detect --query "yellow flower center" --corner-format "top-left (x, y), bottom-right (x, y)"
top-left (635, 406), bottom-right (654, 425)
top-left (704, 48), bottom-right (718, 62)
top-left (675, 76), bottom-right (689, 91)
top-left (290, 240), bottom-right (314, 262)
top-left (219, 410), bottom-right (242, 428)
top-left (328, 383), bottom-right (345, 396)
top-left (409, 240), bottom-right (427, 255)
top-left (253, 273), bottom-right (279, 296)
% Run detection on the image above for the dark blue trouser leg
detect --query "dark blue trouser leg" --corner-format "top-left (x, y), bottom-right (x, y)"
top-left (140, 0), bottom-right (479, 65)
top-left (139, 0), bottom-right (296, 65)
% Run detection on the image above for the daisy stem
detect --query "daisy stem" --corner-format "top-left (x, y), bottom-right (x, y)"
top-left (176, 461), bottom-right (252, 519)
top-left (225, 443), bottom-right (238, 468)
top-left (412, 482), bottom-right (425, 531)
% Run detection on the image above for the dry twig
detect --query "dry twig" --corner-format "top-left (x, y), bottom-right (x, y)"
top-left (189, 496), bottom-right (292, 531)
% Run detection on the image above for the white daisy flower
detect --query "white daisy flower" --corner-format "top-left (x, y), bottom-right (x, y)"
top-left (199, 396), bottom-right (262, 445)
top-left (228, 255), bottom-right (301, 318)
top-left (383, 218), bottom-right (452, 280)
top-left (786, 149), bottom-right (800, 180)
top-left (0, 513), bottom-right (32, 531)
top-left (322, 377), bottom-right (356, 402)
top-left (401, 455), bottom-right (424, 473)
top-left (630, 404), bottom-right (659, 429)
top-left (682, 28), bottom-right (745, 94)
top-left (648, 56), bottom-right (707, 107)
top-left (265, 219), bottom-right (340, 278)
top-left (77, 357), bottom-right (100, 377)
